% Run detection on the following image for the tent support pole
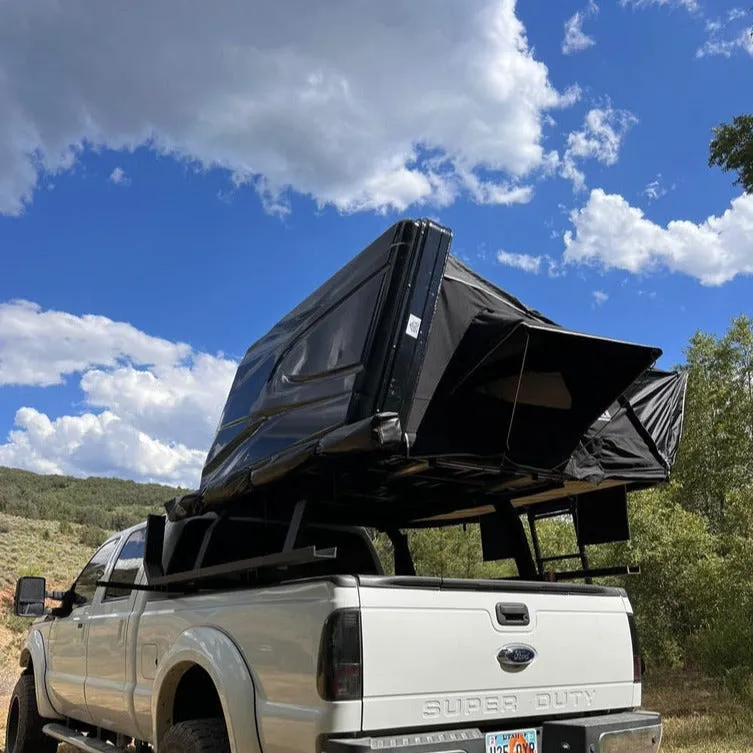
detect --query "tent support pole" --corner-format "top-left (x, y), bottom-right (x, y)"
top-left (571, 498), bottom-right (593, 585)
top-left (283, 499), bottom-right (308, 553)
top-left (527, 509), bottom-right (544, 576)
top-left (494, 501), bottom-right (537, 580)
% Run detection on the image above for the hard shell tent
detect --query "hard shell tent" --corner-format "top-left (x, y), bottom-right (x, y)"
top-left (165, 219), bottom-right (686, 530)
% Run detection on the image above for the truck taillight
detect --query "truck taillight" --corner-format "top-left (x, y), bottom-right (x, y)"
top-left (628, 613), bottom-right (644, 683)
top-left (317, 609), bottom-right (362, 702)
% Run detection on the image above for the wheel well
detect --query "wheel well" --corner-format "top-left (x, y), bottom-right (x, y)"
top-left (19, 650), bottom-right (32, 675)
top-left (172, 665), bottom-right (224, 725)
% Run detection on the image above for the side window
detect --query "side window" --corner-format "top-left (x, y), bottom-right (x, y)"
top-left (104, 528), bottom-right (146, 601)
top-left (74, 538), bottom-right (120, 606)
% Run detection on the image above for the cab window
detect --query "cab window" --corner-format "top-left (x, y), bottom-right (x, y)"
top-left (104, 528), bottom-right (146, 601)
top-left (74, 538), bottom-right (120, 606)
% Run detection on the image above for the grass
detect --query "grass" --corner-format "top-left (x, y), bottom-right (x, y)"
top-left (0, 513), bottom-right (104, 713)
top-left (643, 672), bottom-right (753, 752)
top-left (0, 513), bottom-right (751, 752)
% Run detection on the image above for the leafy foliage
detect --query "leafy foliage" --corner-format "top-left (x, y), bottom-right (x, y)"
top-left (709, 114), bottom-right (753, 194)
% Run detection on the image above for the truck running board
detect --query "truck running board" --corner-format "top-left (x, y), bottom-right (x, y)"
top-left (43, 724), bottom-right (129, 753)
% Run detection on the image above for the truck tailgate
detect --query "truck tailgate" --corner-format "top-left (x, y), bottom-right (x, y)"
top-left (356, 577), bottom-right (638, 733)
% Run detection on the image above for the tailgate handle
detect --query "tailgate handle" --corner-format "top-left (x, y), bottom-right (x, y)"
top-left (496, 602), bottom-right (529, 626)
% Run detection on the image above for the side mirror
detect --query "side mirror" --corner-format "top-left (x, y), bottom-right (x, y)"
top-left (13, 576), bottom-right (47, 617)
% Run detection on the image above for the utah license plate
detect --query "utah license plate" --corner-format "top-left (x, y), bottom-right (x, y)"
top-left (485, 729), bottom-right (537, 753)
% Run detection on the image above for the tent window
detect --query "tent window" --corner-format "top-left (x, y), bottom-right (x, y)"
top-left (283, 272), bottom-right (385, 379)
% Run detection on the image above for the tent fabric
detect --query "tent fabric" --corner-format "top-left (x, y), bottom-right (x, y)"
top-left (178, 220), bottom-right (683, 524)
top-left (565, 369), bottom-right (688, 485)
top-left (407, 256), bottom-right (663, 473)
top-left (405, 255), bottom-right (555, 435)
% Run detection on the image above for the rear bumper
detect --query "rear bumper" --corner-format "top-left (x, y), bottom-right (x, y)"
top-left (323, 711), bottom-right (661, 753)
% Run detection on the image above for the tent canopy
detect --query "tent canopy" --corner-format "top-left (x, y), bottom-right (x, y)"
top-left (166, 219), bottom-right (684, 528)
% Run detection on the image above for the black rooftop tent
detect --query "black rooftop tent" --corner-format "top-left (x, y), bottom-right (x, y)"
top-left (165, 219), bottom-right (687, 534)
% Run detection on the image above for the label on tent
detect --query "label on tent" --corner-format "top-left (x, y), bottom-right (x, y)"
top-left (406, 314), bottom-right (422, 339)
top-left (597, 410), bottom-right (612, 422)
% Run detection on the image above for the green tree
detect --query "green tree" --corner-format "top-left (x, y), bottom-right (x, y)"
top-left (707, 10), bottom-right (752, 191)
top-left (709, 114), bottom-right (753, 194)
top-left (671, 315), bottom-right (753, 531)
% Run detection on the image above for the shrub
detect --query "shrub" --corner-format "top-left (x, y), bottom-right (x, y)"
top-left (79, 525), bottom-right (108, 548)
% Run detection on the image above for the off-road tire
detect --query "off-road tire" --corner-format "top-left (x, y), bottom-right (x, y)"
top-left (161, 719), bottom-right (231, 753)
top-left (4, 674), bottom-right (58, 753)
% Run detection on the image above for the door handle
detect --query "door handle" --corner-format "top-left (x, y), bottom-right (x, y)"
top-left (496, 602), bottom-right (530, 626)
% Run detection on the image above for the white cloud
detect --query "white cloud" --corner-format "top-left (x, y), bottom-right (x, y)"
top-left (497, 250), bottom-right (562, 277)
top-left (81, 355), bottom-right (237, 450)
top-left (642, 174), bottom-right (672, 202)
top-left (0, 300), bottom-right (191, 387)
top-left (562, 1), bottom-right (599, 55)
top-left (566, 108), bottom-right (638, 166)
top-left (497, 250), bottom-right (544, 273)
top-left (0, 302), bottom-right (238, 486)
top-left (592, 290), bottom-right (609, 305)
top-left (0, 408), bottom-right (204, 488)
top-left (108, 166), bottom-right (128, 185)
top-left (563, 188), bottom-right (753, 285)
top-left (560, 106), bottom-right (638, 191)
top-left (620, 0), bottom-right (698, 11)
top-left (697, 16), bottom-right (753, 58)
top-left (0, 0), bottom-right (575, 216)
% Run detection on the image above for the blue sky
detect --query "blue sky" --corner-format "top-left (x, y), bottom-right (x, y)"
top-left (0, 0), bottom-right (751, 486)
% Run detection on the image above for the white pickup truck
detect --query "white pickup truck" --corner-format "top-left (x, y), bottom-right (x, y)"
top-left (6, 218), bottom-right (683, 753)
top-left (7, 512), bottom-right (661, 753)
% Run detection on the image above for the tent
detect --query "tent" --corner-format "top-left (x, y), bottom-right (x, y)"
top-left (165, 219), bottom-right (686, 533)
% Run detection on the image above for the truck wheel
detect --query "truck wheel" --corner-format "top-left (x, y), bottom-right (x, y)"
top-left (5, 674), bottom-right (58, 753)
top-left (161, 719), bottom-right (230, 753)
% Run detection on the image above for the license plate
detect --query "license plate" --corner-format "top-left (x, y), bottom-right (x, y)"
top-left (485, 729), bottom-right (537, 753)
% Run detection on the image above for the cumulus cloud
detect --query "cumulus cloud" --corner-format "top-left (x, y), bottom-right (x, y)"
top-left (563, 189), bottom-right (753, 285)
top-left (560, 107), bottom-right (638, 191)
top-left (0, 302), bottom-right (238, 486)
top-left (0, 408), bottom-right (204, 487)
top-left (592, 290), bottom-right (609, 305)
top-left (562, 1), bottom-right (599, 55)
top-left (0, 0), bottom-right (576, 216)
top-left (0, 300), bottom-right (191, 387)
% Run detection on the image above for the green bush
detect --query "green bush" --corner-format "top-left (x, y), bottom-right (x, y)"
top-left (79, 525), bottom-right (108, 548)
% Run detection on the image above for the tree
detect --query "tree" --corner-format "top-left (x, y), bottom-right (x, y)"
top-left (709, 115), bottom-right (753, 194)
top-left (671, 315), bottom-right (753, 531)
top-left (708, 11), bottom-right (753, 192)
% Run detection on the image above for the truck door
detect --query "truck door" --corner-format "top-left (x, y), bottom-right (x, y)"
top-left (84, 526), bottom-right (146, 738)
top-left (46, 536), bottom-right (120, 723)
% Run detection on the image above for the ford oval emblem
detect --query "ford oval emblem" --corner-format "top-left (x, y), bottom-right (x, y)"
top-left (498, 644), bottom-right (536, 669)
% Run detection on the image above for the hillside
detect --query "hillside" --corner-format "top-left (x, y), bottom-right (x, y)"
top-left (0, 466), bottom-right (182, 531)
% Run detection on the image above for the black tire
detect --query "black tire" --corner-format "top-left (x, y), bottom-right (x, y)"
top-left (5, 674), bottom-right (58, 753)
top-left (161, 719), bottom-right (230, 753)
